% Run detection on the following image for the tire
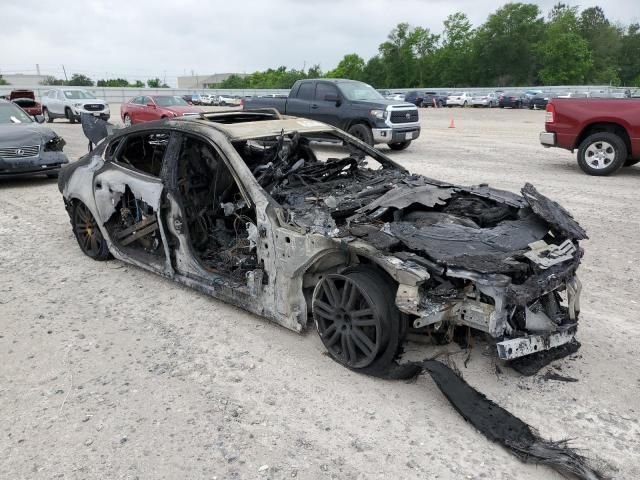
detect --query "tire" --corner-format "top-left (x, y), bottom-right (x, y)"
top-left (347, 123), bottom-right (374, 146)
top-left (437, 100), bottom-right (444, 108)
top-left (577, 132), bottom-right (627, 176)
top-left (66, 108), bottom-right (76, 124)
top-left (463, 101), bottom-right (468, 108)
top-left (43, 108), bottom-right (53, 123)
top-left (123, 114), bottom-right (132, 127)
top-left (388, 141), bottom-right (411, 151)
top-left (624, 158), bottom-right (639, 167)
top-left (71, 202), bottom-right (112, 261)
top-left (313, 266), bottom-right (403, 371)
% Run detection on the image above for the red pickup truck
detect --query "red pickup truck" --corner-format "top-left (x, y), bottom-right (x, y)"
top-left (540, 98), bottom-right (640, 175)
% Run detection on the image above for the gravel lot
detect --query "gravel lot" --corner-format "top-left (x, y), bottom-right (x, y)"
top-left (1, 105), bottom-right (639, 480)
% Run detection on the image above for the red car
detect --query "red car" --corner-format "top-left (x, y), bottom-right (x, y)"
top-left (10, 89), bottom-right (42, 117)
top-left (121, 95), bottom-right (201, 126)
top-left (540, 98), bottom-right (640, 176)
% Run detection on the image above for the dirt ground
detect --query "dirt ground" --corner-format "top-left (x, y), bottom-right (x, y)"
top-left (1, 105), bottom-right (639, 480)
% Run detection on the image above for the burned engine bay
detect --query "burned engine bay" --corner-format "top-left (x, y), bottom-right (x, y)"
top-left (233, 130), bottom-right (588, 364)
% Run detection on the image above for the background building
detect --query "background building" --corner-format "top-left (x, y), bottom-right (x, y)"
top-left (177, 73), bottom-right (245, 89)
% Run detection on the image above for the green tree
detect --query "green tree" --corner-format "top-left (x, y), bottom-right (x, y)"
top-left (473, 3), bottom-right (544, 86)
top-left (147, 78), bottom-right (169, 88)
top-left (377, 23), bottom-right (422, 87)
top-left (0, 75), bottom-right (9, 86)
top-left (306, 64), bottom-right (323, 78)
top-left (362, 56), bottom-right (386, 87)
top-left (326, 54), bottom-right (365, 80)
top-left (619, 23), bottom-right (640, 85)
top-left (579, 7), bottom-right (622, 84)
top-left (537, 8), bottom-right (592, 84)
top-left (97, 78), bottom-right (129, 87)
top-left (432, 13), bottom-right (476, 87)
top-left (132, 80), bottom-right (145, 88)
top-left (39, 75), bottom-right (65, 86)
top-left (68, 73), bottom-right (94, 86)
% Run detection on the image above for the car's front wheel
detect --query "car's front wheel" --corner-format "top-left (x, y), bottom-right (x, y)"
top-left (43, 108), bottom-right (53, 123)
top-left (313, 267), bottom-right (401, 371)
top-left (123, 114), bottom-right (132, 127)
top-left (389, 141), bottom-right (411, 151)
top-left (347, 123), bottom-right (374, 146)
top-left (577, 132), bottom-right (627, 176)
top-left (71, 201), bottom-right (111, 260)
top-left (66, 108), bottom-right (76, 124)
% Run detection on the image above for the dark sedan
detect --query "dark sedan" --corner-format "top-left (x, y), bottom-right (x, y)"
top-left (0, 100), bottom-right (68, 178)
top-left (529, 93), bottom-right (550, 110)
top-left (498, 92), bottom-right (530, 109)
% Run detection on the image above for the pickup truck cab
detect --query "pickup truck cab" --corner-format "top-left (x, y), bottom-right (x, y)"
top-left (242, 79), bottom-right (420, 150)
top-left (540, 98), bottom-right (640, 175)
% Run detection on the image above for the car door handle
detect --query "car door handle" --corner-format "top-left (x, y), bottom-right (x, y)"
top-left (311, 104), bottom-right (318, 109)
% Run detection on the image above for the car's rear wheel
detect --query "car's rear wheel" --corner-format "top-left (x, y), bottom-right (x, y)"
top-left (313, 266), bottom-right (402, 371)
top-left (43, 108), bottom-right (53, 123)
top-left (65, 108), bottom-right (76, 124)
top-left (123, 114), bottom-right (132, 127)
top-left (71, 202), bottom-right (111, 261)
top-left (347, 123), bottom-right (374, 146)
top-left (462, 101), bottom-right (468, 107)
top-left (577, 132), bottom-right (627, 176)
top-left (389, 141), bottom-right (411, 151)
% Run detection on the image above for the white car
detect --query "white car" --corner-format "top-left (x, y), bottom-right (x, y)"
top-left (199, 94), bottom-right (215, 106)
top-left (471, 92), bottom-right (498, 108)
top-left (446, 92), bottom-right (473, 107)
top-left (217, 95), bottom-right (240, 106)
top-left (41, 88), bottom-right (110, 123)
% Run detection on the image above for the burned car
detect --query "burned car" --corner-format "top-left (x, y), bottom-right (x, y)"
top-left (58, 110), bottom-right (586, 373)
top-left (0, 99), bottom-right (68, 178)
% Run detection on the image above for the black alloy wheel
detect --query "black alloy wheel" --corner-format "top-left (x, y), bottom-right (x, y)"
top-left (313, 272), bottom-right (390, 369)
top-left (71, 202), bottom-right (111, 260)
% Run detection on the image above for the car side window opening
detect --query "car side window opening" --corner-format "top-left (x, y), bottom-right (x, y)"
top-left (297, 82), bottom-right (314, 101)
top-left (115, 132), bottom-right (169, 177)
top-left (315, 83), bottom-right (338, 102)
top-left (176, 134), bottom-right (258, 279)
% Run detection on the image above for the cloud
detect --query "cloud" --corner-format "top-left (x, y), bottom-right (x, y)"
top-left (0, 0), bottom-right (636, 86)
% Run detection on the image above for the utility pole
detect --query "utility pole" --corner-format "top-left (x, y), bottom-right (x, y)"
top-left (36, 64), bottom-right (41, 75)
top-left (62, 64), bottom-right (68, 83)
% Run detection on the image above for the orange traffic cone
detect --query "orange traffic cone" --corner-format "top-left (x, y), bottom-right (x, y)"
top-left (448, 118), bottom-right (455, 128)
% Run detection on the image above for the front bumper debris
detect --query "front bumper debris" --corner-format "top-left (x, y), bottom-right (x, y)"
top-left (496, 328), bottom-right (576, 360)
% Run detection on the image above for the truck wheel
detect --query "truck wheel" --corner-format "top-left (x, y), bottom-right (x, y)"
top-left (577, 132), bottom-right (627, 176)
top-left (312, 266), bottom-right (403, 371)
top-left (65, 108), bottom-right (76, 124)
top-left (348, 124), bottom-right (374, 146)
top-left (389, 141), bottom-right (411, 151)
top-left (123, 114), bottom-right (132, 127)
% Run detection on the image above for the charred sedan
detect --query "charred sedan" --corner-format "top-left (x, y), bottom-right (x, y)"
top-left (0, 99), bottom-right (68, 177)
top-left (58, 110), bottom-right (586, 372)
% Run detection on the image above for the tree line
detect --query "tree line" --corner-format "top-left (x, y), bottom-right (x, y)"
top-left (219, 3), bottom-right (640, 89)
top-left (38, 74), bottom-right (168, 88)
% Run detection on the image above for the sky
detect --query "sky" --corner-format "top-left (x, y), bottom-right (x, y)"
top-left (0, 0), bottom-right (637, 86)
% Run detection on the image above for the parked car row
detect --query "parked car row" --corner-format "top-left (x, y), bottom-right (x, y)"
top-left (183, 93), bottom-right (243, 106)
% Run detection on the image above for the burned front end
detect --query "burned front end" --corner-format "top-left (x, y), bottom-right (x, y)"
top-left (342, 180), bottom-right (586, 362)
top-left (245, 130), bottom-right (587, 364)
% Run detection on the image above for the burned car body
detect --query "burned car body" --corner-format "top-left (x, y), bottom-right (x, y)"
top-left (58, 110), bottom-right (586, 372)
top-left (0, 99), bottom-right (67, 177)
